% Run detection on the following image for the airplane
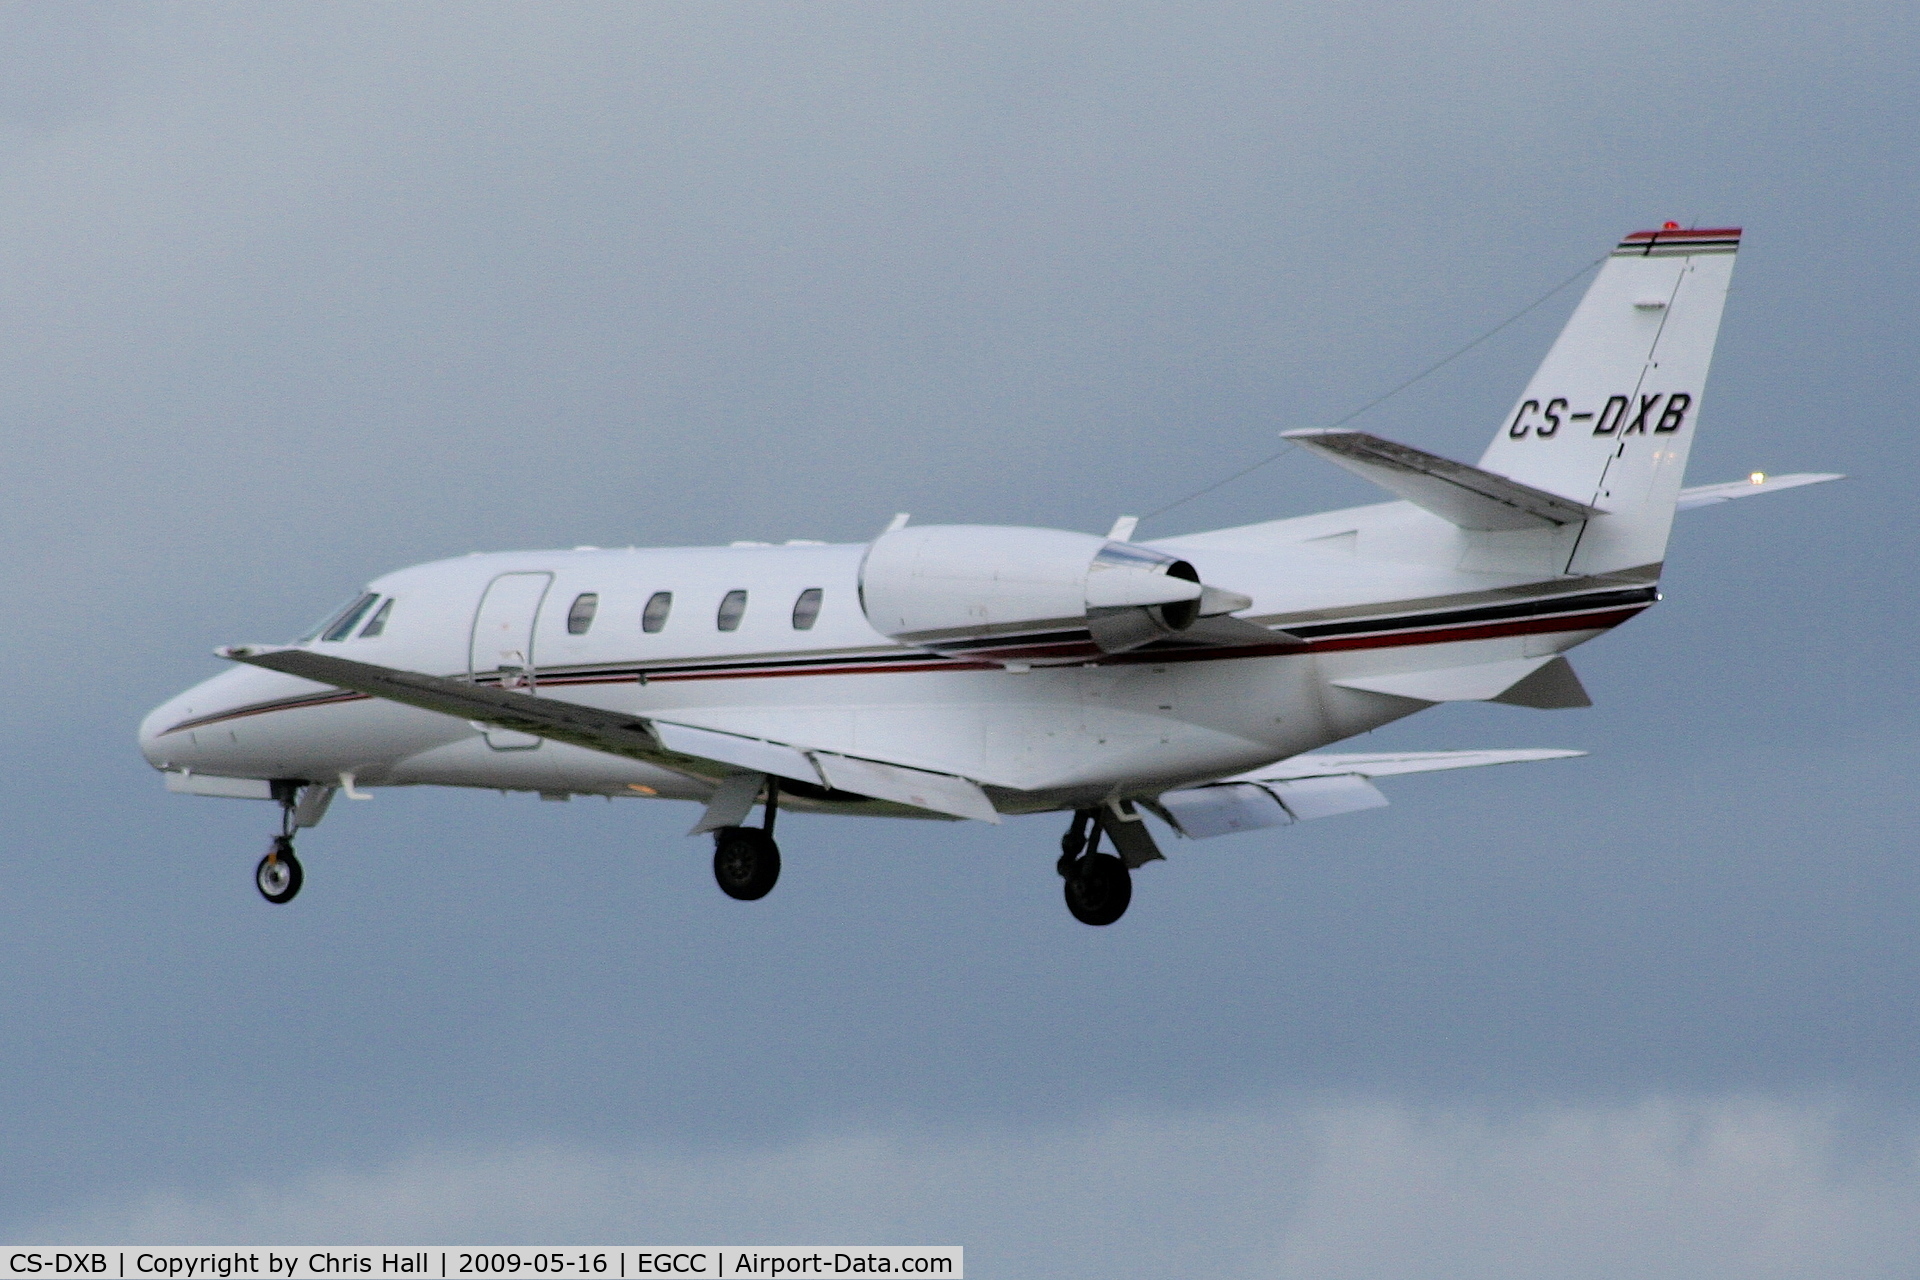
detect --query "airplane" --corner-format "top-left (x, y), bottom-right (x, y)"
top-left (139, 224), bottom-right (1838, 924)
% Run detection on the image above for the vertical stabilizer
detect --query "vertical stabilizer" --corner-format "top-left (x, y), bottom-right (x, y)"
top-left (1478, 227), bottom-right (1740, 577)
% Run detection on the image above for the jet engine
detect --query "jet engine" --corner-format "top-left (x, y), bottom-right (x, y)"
top-left (858, 524), bottom-right (1250, 663)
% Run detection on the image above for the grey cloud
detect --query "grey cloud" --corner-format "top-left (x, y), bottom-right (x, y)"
top-left (29, 1094), bottom-right (1920, 1280)
top-left (0, 0), bottom-right (1913, 1250)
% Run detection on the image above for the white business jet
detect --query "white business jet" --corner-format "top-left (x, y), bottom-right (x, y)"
top-left (140, 225), bottom-right (1836, 923)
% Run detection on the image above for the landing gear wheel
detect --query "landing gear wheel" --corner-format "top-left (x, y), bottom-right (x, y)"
top-left (1062, 852), bottom-right (1131, 926)
top-left (713, 827), bottom-right (781, 901)
top-left (255, 837), bottom-right (304, 904)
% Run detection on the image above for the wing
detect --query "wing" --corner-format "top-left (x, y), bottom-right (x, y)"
top-left (217, 646), bottom-right (1001, 823)
top-left (1675, 471), bottom-right (1843, 510)
top-left (1154, 747), bottom-right (1585, 839)
top-left (1238, 747), bottom-right (1587, 779)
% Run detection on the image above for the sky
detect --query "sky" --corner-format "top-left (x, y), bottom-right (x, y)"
top-left (1, 1), bottom-right (1916, 1274)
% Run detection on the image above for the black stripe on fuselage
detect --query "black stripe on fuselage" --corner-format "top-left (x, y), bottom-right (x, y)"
top-left (158, 586), bottom-right (1656, 736)
top-left (1279, 585), bottom-right (1657, 640)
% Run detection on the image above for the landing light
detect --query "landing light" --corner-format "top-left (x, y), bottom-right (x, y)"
top-left (1750, 471), bottom-right (1767, 484)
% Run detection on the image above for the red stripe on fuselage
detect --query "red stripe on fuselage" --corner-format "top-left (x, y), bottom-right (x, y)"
top-left (161, 605), bottom-right (1646, 735)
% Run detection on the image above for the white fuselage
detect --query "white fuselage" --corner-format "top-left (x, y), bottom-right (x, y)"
top-left (139, 507), bottom-right (1644, 819)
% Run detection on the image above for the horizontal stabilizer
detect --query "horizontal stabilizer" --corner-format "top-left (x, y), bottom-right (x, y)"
top-left (218, 646), bottom-right (1001, 822)
top-left (1332, 655), bottom-right (1590, 707)
top-left (1284, 429), bottom-right (1605, 530)
top-left (1677, 471), bottom-right (1844, 510)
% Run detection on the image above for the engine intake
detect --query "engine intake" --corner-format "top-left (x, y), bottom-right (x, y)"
top-left (859, 524), bottom-right (1240, 663)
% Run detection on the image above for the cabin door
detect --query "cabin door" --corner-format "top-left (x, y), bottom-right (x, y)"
top-left (469, 571), bottom-right (553, 750)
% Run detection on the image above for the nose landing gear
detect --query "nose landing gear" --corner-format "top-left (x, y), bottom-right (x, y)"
top-left (1057, 808), bottom-right (1132, 926)
top-left (254, 779), bottom-right (329, 904)
top-left (713, 776), bottom-right (782, 901)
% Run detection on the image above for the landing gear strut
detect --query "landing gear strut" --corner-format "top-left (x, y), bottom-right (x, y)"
top-left (256, 781), bottom-right (305, 904)
top-left (1057, 808), bottom-right (1131, 926)
top-left (713, 776), bottom-right (782, 901)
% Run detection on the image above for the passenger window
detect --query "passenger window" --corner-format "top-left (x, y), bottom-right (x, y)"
top-left (321, 593), bottom-right (380, 642)
top-left (642, 591), bottom-right (673, 633)
top-left (567, 593), bottom-right (598, 635)
top-left (716, 589), bottom-right (748, 632)
top-left (358, 598), bottom-right (394, 638)
top-left (791, 588), bottom-right (823, 630)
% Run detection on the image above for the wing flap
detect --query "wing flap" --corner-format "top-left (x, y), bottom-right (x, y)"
top-left (650, 720), bottom-right (827, 787)
top-left (1156, 773), bottom-right (1386, 837)
top-left (1157, 783), bottom-right (1292, 838)
top-left (1267, 774), bottom-right (1388, 820)
top-left (811, 753), bottom-right (1000, 824)
top-left (1284, 429), bottom-right (1605, 530)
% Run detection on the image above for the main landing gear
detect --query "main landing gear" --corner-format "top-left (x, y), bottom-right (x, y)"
top-left (713, 777), bottom-right (782, 901)
top-left (1057, 809), bottom-right (1132, 926)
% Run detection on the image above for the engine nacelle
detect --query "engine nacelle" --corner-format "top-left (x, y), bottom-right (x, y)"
top-left (859, 524), bottom-right (1221, 663)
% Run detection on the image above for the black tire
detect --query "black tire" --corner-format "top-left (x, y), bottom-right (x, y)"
top-left (713, 827), bottom-right (781, 901)
top-left (255, 839), bottom-right (304, 904)
top-left (1063, 852), bottom-right (1131, 926)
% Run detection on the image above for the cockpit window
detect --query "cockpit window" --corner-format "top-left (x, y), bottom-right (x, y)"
top-left (309, 592), bottom-right (379, 643)
top-left (566, 593), bottom-right (599, 635)
top-left (299, 593), bottom-right (368, 642)
top-left (791, 588), bottom-right (823, 630)
top-left (358, 598), bottom-right (394, 638)
top-left (716, 589), bottom-right (748, 632)
top-left (642, 591), bottom-right (672, 633)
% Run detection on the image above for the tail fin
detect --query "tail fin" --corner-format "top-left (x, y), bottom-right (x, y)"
top-left (1478, 226), bottom-right (1740, 577)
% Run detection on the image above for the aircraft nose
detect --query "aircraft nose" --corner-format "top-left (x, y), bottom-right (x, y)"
top-left (138, 696), bottom-right (189, 768)
top-left (138, 668), bottom-right (242, 770)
